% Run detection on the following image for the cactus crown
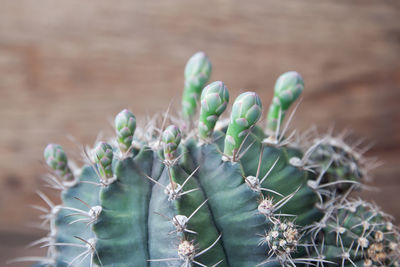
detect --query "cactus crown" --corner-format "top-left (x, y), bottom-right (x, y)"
top-left (16, 52), bottom-right (400, 267)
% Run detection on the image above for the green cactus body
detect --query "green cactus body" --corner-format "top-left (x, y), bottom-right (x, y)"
top-left (25, 52), bottom-right (399, 267)
top-left (54, 166), bottom-right (100, 267)
top-left (93, 148), bottom-right (153, 266)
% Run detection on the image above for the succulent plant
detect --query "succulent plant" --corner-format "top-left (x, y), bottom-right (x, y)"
top-left (15, 52), bottom-right (399, 267)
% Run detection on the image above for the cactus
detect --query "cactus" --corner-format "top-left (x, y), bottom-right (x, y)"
top-left (16, 52), bottom-right (399, 267)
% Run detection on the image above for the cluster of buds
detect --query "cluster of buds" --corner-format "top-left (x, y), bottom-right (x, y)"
top-left (364, 230), bottom-right (400, 266)
top-left (263, 220), bottom-right (299, 257)
top-left (44, 144), bottom-right (74, 181)
top-left (93, 141), bottom-right (114, 181)
top-left (114, 109), bottom-right (136, 153)
top-left (161, 125), bottom-right (182, 162)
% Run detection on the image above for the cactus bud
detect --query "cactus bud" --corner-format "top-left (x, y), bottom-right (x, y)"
top-left (115, 109), bottom-right (136, 152)
top-left (182, 52), bottom-right (212, 119)
top-left (198, 81), bottom-right (229, 139)
top-left (224, 92), bottom-right (262, 159)
top-left (162, 125), bottom-right (182, 161)
top-left (266, 71), bottom-right (304, 133)
top-left (93, 142), bottom-right (114, 179)
top-left (44, 144), bottom-right (74, 181)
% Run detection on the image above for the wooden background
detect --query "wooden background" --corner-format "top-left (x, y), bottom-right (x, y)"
top-left (1, 0), bottom-right (399, 265)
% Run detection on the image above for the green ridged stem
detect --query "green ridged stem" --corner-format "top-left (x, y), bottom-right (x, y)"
top-left (93, 142), bottom-right (114, 179)
top-left (93, 148), bottom-right (154, 266)
top-left (115, 109), bottom-right (136, 153)
top-left (162, 125), bottom-right (182, 161)
top-left (148, 162), bottom-right (227, 266)
top-left (182, 52), bottom-right (212, 119)
top-left (198, 81), bottom-right (229, 140)
top-left (44, 144), bottom-right (74, 181)
top-left (224, 92), bottom-right (262, 160)
top-left (55, 166), bottom-right (100, 266)
top-left (188, 142), bottom-right (268, 267)
top-left (266, 71), bottom-right (304, 134)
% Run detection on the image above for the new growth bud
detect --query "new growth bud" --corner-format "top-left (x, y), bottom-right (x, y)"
top-left (266, 71), bottom-right (304, 134)
top-left (44, 144), bottom-right (74, 181)
top-left (162, 125), bottom-right (182, 161)
top-left (115, 109), bottom-right (136, 152)
top-left (182, 52), bottom-right (212, 119)
top-left (198, 81), bottom-right (229, 139)
top-left (93, 142), bottom-right (114, 179)
top-left (224, 92), bottom-right (262, 160)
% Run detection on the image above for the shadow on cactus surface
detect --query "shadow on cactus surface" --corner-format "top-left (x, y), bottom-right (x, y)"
top-left (11, 52), bottom-right (400, 267)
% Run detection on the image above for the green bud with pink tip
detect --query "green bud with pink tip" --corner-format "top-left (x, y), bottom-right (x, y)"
top-left (266, 71), bottom-right (304, 134)
top-left (93, 142), bottom-right (114, 179)
top-left (182, 52), bottom-right (212, 119)
top-left (44, 144), bottom-right (74, 181)
top-left (198, 81), bottom-right (229, 139)
top-left (224, 92), bottom-right (262, 160)
top-left (115, 109), bottom-right (136, 152)
top-left (162, 125), bottom-right (182, 161)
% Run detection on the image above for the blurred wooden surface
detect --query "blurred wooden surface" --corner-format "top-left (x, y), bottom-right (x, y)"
top-left (0, 0), bottom-right (400, 265)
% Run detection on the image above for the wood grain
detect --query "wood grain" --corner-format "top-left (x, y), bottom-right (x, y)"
top-left (0, 0), bottom-right (399, 265)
